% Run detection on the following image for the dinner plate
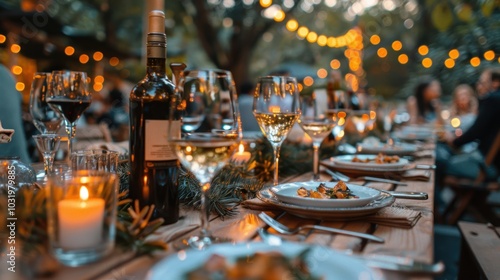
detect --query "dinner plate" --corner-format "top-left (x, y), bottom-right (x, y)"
top-left (320, 158), bottom-right (412, 178)
top-left (270, 181), bottom-right (381, 208)
top-left (356, 142), bottom-right (418, 156)
top-left (392, 130), bottom-right (434, 141)
top-left (147, 242), bottom-right (384, 280)
top-left (332, 154), bottom-right (410, 169)
top-left (257, 188), bottom-right (395, 220)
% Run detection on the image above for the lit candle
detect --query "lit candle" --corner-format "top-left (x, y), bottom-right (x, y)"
top-left (58, 183), bottom-right (105, 249)
top-left (232, 143), bottom-right (251, 165)
top-left (269, 105), bottom-right (281, 113)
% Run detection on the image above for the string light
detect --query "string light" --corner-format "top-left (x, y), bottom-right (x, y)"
top-left (422, 57), bottom-right (432, 68)
top-left (449, 49), bottom-right (459, 59)
top-left (484, 50), bottom-right (495, 61)
top-left (65, 46), bottom-right (75, 56)
top-left (398, 54), bottom-right (409, 64)
top-left (418, 45), bottom-right (428, 55)
top-left (0, 34), bottom-right (6, 44)
top-left (79, 54), bottom-right (89, 64)
top-left (470, 57), bottom-right (480, 67)
top-left (10, 44), bottom-right (21, 53)
top-left (445, 58), bottom-right (455, 68)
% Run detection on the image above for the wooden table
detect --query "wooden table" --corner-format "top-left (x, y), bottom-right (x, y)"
top-left (458, 221), bottom-right (500, 280)
top-left (13, 150), bottom-right (438, 280)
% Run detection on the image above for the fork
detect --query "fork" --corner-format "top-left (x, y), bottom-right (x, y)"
top-left (258, 212), bottom-right (385, 243)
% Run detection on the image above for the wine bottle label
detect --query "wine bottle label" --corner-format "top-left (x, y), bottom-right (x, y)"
top-left (145, 119), bottom-right (179, 161)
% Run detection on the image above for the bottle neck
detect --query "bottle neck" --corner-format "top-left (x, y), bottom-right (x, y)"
top-left (146, 32), bottom-right (167, 76)
top-left (147, 58), bottom-right (166, 75)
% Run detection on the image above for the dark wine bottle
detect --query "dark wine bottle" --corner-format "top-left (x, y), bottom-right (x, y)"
top-left (129, 10), bottom-right (179, 224)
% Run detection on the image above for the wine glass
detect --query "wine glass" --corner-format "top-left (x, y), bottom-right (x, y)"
top-left (46, 70), bottom-right (91, 155)
top-left (32, 134), bottom-right (61, 175)
top-left (350, 110), bottom-right (377, 135)
top-left (253, 76), bottom-right (301, 185)
top-left (170, 69), bottom-right (240, 249)
top-left (29, 72), bottom-right (63, 134)
top-left (298, 94), bottom-right (339, 181)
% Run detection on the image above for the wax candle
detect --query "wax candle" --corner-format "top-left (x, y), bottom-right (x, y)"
top-left (232, 143), bottom-right (251, 165)
top-left (58, 185), bottom-right (105, 249)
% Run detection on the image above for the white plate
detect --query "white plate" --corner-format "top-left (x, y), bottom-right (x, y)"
top-left (392, 130), bottom-right (434, 141)
top-left (147, 242), bottom-right (384, 280)
top-left (270, 181), bottom-right (381, 208)
top-left (332, 154), bottom-right (409, 169)
top-left (357, 142), bottom-right (418, 156)
top-left (257, 189), bottom-right (395, 220)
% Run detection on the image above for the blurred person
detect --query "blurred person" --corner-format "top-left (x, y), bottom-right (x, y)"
top-left (406, 77), bottom-right (443, 125)
top-left (449, 84), bottom-right (478, 131)
top-left (0, 64), bottom-right (31, 163)
top-left (441, 68), bottom-right (500, 180)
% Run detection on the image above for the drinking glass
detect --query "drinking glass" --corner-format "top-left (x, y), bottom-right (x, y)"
top-left (46, 170), bottom-right (118, 266)
top-left (350, 110), bottom-right (377, 135)
top-left (253, 76), bottom-right (301, 185)
top-left (46, 71), bottom-right (91, 155)
top-left (298, 94), bottom-right (338, 181)
top-left (29, 72), bottom-right (63, 134)
top-left (170, 69), bottom-right (240, 249)
top-left (33, 134), bottom-right (61, 176)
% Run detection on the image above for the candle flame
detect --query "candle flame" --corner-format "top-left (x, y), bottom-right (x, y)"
top-left (238, 143), bottom-right (245, 153)
top-left (269, 105), bottom-right (281, 113)
top-left (80, 186), bottom-right (89, 201)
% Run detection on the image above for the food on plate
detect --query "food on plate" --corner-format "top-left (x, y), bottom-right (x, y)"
top-left (352, 153), bottom-right (400, 164)
top-left (297, 181), bottom-right (358, 199)
top-left (185, 249), bottom-right (321, 280)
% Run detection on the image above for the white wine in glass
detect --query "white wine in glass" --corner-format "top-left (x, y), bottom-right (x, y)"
top-left (298, 95), bottom-right (338, 181)
top-left (253, 76), bottom-right (301, 185)
top-left (170, 69), bottom-right (240, 249)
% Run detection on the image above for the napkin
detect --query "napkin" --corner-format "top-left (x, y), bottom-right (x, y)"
top-left (146, 213), bottom-right (200, 243)
top-left (241, 198), bottom-right (422, 228)
top-left (365, 205), bottom-right (422, 228)
top-left (400, 169), bottom-right (431, 181)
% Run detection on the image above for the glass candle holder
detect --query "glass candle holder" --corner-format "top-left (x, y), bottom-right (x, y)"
top-left (71, 149), bottom-right (119, 173)
top-left (46, 170), bottom-right (118, 266)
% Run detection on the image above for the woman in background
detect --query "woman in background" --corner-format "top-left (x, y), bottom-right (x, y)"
top-left (449, 84), bottom-right (478, 131)
top-left (407, 77), bottom-right (443, 125)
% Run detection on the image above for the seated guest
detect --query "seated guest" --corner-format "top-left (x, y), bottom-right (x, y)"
top-left (449, 84), bottom-right (478, 131)
top-left (407, 77), bottom-right (443, 125)
top-left (442, 68), bottom-right (500, 180)
top-left (0, 64), bottom-right (31, 163)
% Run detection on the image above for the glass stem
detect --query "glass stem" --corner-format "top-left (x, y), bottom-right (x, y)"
top-left (272, 144), bottom-right (281, 185)
top-left (65, 121), bottom-right (76, 156)
top-left (43, 154), bottom-right (54, 175)
top-left (312, 142), bottom-right (321, 181)
top-left (200, 182), bottom-right (211, 237)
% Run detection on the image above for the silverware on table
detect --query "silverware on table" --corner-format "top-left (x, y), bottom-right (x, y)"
top-left (258, 228), bottom-right (444, 275)
top-left (258, 212), bottom-right (385, 243)
top-left (360, 254), bottom-right (445, 275)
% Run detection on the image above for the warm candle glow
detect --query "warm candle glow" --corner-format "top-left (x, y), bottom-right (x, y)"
top-left (80, 186), bottom-right (89, 201)
top-left (238, 143), bottom-right (245, 153)
top-left (269, 105), bottom-right (281, 113)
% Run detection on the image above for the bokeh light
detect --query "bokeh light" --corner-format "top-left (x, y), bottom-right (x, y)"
top-left (93, 51), bottom-right (104, 61)
top-left (65, 46), bottom-right (75, 56)
top-left (484, 50), bottom-right (495, 61)
top-left (449, 49), bottom-right (459, 59)
top-left (79, 54), bottom-right (90, 64)
top-left (392, 40), bottom-right (402, 51)
top-left (317, 68), bottom-right (327, 78)
top-left (470, 57), bottom-right (481, 67)
top-left (418, 45), bottom-right (428, 55)
top-left (377, 47), bottom-right (388, 58)
top-left (444, 58), bottom-right (455, 68)
top-left (398, 54), bottom-right (408, 64)
top-left (422, 57), bottom-right (433, 68)
top-left (15, 82), bottom-right (25, 91)
top-left (10, 44), bottom-right (21, 53)
top-left (330, 59), bottom-right (341, 69)
top-left (370, 35), bottom-right (380, 45)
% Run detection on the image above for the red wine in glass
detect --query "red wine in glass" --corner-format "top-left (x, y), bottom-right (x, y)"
top-left (47, 99), bottom-right (91, 124)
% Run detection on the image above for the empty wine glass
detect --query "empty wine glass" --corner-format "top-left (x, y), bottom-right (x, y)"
top-left (46, 71), bottom-right (91, 155)
top-left (32, 134), bottom-right (61, 176)
top-left (253, 76), bottom-right (301, 185)
top-left (170, 69), bottom-right (240, 249)
top-left (29, 72), bottom-right (63, 134)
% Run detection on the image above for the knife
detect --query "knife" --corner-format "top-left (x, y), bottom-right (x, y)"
top-left (386, 191), bottom-right (428, 200)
